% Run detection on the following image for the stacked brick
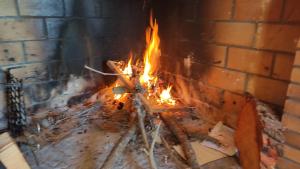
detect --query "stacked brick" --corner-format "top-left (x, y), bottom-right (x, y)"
top-left (0, 0), bottom-right (144, 130)
top-left (277, 40), bottom-right (300, 169)
top-left (161, 0), bottom-right (300, 128)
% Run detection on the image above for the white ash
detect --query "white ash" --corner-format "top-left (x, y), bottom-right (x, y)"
top-left (49, 75), bottom-right (93, 108)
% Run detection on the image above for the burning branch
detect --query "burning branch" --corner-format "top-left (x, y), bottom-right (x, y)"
top-left (84, 65), bottom-right (130, 76)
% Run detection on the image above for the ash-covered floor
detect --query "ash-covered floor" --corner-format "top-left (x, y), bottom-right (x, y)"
top-left (19, 102), bottom-right (241, 169)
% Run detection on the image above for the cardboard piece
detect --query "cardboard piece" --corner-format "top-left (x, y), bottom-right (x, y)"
top-left (174, 141), bottom-right (227, 166)
top-left (202, 122), bottom-right (237, 156)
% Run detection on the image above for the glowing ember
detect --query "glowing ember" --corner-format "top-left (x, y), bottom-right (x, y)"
top-left (158, 86), bottom-right (176, 105)
top-left (139, 13), bottom-right (161, 88)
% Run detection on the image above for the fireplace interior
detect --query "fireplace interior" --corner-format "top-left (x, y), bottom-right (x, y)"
top-left (0, 0), bottom-right (300, 169)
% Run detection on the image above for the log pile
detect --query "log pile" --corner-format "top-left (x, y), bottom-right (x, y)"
top-left (98, 60), bottom-right (201, 169)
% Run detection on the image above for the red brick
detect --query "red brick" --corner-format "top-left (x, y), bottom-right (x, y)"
top-left (284, 130), bottom-right (300, 149)
top-left (277, 157), bottom-right (300, 169)
top-left (247, 75), bottom-right (289, 105)
top-left (285, 99), bottom-right (300, 117)
top-left (197, 44), bottom-right (227, 67)
top-left (197, 82), bottom-right (224, 107)
top-left (198, 0), bottom-right (232, 20)
top-left (203, 67), bottom-right (247, 93)
top-left (291, 68), bottom-right (300, 83)
top-left (272, 54), bottom-right (295, 80)
top-left (214, 22), bottom-right (256, 47)
top-left (227, 48), bottom-right (273, 76)
top-left (235, 0), bottom-right (283, 21)
top-left (282, 114), bottom-right (300, 133)
top-left (283, 144), bottom-right (300, 164)
top-left (288, 84), bottom-right (300, 99)
top-left (255, 24), bottom-right (300, 52)
top-left (295, 51), bottom-right (300, 66)
top-left (283, 0), bottom-right (300, 22)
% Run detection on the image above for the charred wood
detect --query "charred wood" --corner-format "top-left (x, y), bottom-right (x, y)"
top-left (100, 116), bottom-right (137, 169)
top-left (160, 112), bottom-right (200, 169)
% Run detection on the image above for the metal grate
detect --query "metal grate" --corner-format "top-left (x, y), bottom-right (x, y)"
top-left (5, 68), bottom-right (27, 136)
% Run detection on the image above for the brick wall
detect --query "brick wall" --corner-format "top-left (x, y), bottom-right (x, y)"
top-left (277, 40), bottom-right (300, 168)
top-left (0, 0), bottom-right (145, 129)
top-left (160, 0), bottom-right (300, 127)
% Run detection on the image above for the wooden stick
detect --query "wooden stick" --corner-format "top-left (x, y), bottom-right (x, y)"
top-left (161, 136), bottom-right (191, 169)
top-left (149, 121), bottom-right (161, 169)
top-left (160, 112), bottom-right (200, 169)
top-left (106, 60), bottom-right (135, 90)
top-left (107, 61), bottom-right (193, 114)
top-left (134, 96), bottom-right (150, 149)
top-left (100, 117), bottom-right (137, 169)
top-left (106, 60), bottom-right (198, 168)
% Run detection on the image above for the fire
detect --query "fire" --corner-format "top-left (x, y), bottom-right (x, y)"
top-left (114, 82), bottom-right (123, 100)
top-left (139, 13), bottom-right (161, 87)
top-left (158, 86), bottom-right (176, 105)
top-left (122, 55), bottom-right (133, 78)
top-left (113, 12), bottom-right (177, 106)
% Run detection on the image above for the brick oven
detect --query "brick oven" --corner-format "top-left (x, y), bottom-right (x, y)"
top-left (0, 0), bottom-right (300, 169)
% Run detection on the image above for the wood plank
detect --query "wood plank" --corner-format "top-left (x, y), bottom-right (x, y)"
top-left (0, 132), bottom-right (31, 169)
top-left (235, 98), bottom-right (262, 169)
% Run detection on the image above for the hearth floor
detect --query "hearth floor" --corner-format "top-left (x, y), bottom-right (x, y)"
top-left (20, 103), bottom-right (241, 169)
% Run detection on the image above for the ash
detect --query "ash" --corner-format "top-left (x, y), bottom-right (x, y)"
top-left (19, 92), bottom-right (240, 169)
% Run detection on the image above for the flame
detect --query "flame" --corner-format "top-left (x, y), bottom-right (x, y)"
top-left (158, 86), bottom-right (176, 105)
top-left (122, 55), bottom-right (133, 78)
top-left (113, 12), bottom-right (177, 106)
top-left (114, 82), bottom-right (123, 100)
top-left (139, 13), bottom-right (161, 87)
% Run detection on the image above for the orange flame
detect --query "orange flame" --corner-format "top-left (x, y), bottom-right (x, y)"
top-left (158, 86), bottom-right (176, 105)
top-left (114, 82), bottom-right (123, 100)
top-left (139, 13), bottom-right (161, 87)
top-left (123, 54), bottom-right (133, 78)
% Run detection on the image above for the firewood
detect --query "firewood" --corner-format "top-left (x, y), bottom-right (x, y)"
top-left (161, 136), bottom-right (191, 169)
top-left (235, 97), bottom-right (262, 169)
top-left (149, 121), bottom-right (161, 169)
top-left (160, 112), bottom-right (200, 169)
top-left (106, 60), bottom-right (135, 90)
top-left (134, 96), bottom-right (150, 149)
top-left (100, 116), bottom-right (137, 169)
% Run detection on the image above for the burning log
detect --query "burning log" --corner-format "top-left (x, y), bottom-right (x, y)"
top-left (161, 112), bottom-right (200, 169)
top-left (104, 60), bottom-right (200, 168)
top-left (106, 60), bottom-right (135, 90)
top-left (136, 93), bottom-right (194, 114)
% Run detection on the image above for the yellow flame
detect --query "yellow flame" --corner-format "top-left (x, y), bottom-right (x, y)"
top-left (139, 13), bottom-right (161, 87)
top-left (114, 82), bottom-right (122, 100)
top-left (158, 86), bottom-right (176, 105)
top-left (122, 55), bottom-right (133, 78)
